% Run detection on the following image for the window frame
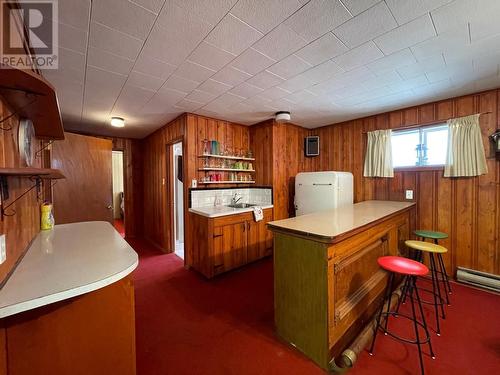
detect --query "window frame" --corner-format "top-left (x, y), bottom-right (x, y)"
top-left (391, 122), bottom-right (448, 171)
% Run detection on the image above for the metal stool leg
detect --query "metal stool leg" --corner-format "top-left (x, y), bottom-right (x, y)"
top-left (409, 276), bottom-right (426, 375)
top-left (413, 276), bottom-right (435, 360)
top-left (430, 253), bottom-right (446, 320)
top-left (428, 253), bottom-right (442, 335)
top-left (369, 272), bottom-right (394, 355)
top-left (437, 253), bottom-right (452, 298)
top-left (384, 272), bottom-right (395, 333)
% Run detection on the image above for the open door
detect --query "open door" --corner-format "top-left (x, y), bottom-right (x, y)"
top-left (51, 133), bottom-right (113, 224)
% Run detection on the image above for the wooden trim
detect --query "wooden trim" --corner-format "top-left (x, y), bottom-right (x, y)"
top-left (394, 166), bottom-right (445, 172)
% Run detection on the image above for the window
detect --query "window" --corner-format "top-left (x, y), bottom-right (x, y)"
top-left (391, 124), bottom-right (448, 168)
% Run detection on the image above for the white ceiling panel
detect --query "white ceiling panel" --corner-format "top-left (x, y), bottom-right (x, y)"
top-left (333, 2), bottom-right (397, 48)
top-left (294, 33), bottom-right (347, 66)
top-left (333, 42), bottom-right (384, 71)
top-left (252, 24), bottom-right (308, 60)
top-left (188, 42), bottom-right (236, 71)
top-left (284, 0), bottom-right (352, 42)
top-left (87, 47), bottom-right (135, 76)
top-left (266, 55), bottom-right (312, 80)
top-left (374, 14), bottom-right (436, 55)
top-left (205, 14), bottom-right (263, 55)
top-left (93, 0), bottom-right (156, 40)
top-left (231, 0), bottom-right (304, 34)
top-left (89, 22), bottom-right (143, 60)
top-left (42, 0), bottom-right (500, 137)
top-left (173, 0), bottom-right (238, 26)
top-left (230, 48), bottom-right (276, 75)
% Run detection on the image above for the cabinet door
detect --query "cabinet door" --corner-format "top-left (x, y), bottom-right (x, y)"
top-left (247, 211), bottom-right (273, 262)
top-left (213, 221), bottom-right (247, 273)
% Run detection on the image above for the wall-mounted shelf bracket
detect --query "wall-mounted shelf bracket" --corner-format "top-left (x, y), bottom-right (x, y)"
top-left (0, 175), bottom-right (41, 220)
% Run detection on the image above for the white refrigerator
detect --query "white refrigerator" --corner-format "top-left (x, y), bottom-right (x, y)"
top-left (294, 171), bottom-right (354, 216)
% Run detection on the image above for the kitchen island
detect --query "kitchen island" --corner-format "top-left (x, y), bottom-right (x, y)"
top-left (0, 221), bottom-right (138, 375)
top-left (267, 200), bottom-right (415, 369)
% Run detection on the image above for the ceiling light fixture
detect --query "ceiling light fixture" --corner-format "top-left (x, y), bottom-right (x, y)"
top-left (110, 117), bottom-right (125, 128)
top-left (275, 111), bottom-right (291, 123)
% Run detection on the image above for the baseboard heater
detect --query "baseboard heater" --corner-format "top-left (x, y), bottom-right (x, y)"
top-left (456, 267), bottom-right (500, 293)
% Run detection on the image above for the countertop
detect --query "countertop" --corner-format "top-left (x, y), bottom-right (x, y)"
top-left (0, 221), bottom-right (138, 318)
top-left (189, 204), bottom-right (273, 218)
top-left (267, 200), bottom-right (414, 241)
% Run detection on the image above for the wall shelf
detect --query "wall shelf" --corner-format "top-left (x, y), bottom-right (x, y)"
top-left (198, 168), bottom-right (256, 173)
top-left (0, 63), bottom-right (64, 140)
top-left (198, 154), bottom-right (255, 161)
top-left (200, 181), bottom-right (256, 185)
top-left (0, 167), bottom-right (65, 179)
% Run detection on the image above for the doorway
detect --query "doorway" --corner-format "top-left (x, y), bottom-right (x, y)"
top-left (112, 150), bottom-right (125, 237)
top-left (172, 142), bottom-right (184, 258)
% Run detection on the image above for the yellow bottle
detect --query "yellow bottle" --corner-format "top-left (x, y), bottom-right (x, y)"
top-left (41, 203), bottom-right (54, 230)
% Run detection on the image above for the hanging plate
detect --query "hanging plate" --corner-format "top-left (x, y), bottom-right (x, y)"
top-left (18, 118), bottom-right (36, 167)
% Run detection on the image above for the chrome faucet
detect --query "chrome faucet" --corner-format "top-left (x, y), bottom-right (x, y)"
top-left (232, 192), bottom-right (242, 205)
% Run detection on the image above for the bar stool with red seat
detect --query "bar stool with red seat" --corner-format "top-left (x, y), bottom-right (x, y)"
top-left (369, 256), bottom-right (435, 375)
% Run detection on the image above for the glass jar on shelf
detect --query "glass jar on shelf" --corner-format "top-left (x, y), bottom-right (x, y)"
top-left (202, 139), bottom-right (210, 155)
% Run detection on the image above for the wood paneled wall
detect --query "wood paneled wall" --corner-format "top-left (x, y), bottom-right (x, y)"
top-left (254, 90), bottom-right (499, 277)
top-left (0, 98), bottom-right (47, 286)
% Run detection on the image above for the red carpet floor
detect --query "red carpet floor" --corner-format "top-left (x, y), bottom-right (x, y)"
top-left (129, 238), bottom-right (500, 375)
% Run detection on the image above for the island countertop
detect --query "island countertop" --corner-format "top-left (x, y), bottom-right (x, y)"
top-left (0, 221), bottom-right (138, 319)
top-left (268, 200), bottom-right (415, 243)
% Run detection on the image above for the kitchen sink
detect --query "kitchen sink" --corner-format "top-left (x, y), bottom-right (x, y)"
top-left (227, 203), bottom-right (256, 209)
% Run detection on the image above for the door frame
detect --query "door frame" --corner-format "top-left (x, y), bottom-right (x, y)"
top-left (166, 137), bottom-right (184, 255)
top-left (112, 146), bottom-right (127, 237)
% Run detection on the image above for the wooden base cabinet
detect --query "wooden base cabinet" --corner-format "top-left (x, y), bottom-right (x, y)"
top-left (190, 208), bottom-right (273, 278)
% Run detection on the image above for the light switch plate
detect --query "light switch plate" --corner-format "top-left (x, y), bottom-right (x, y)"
top-left (405, 190), bottom-right (414, 200)
top-left (0, 234), bottom-right (6, 264)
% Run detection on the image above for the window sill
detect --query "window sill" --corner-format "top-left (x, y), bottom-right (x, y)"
top-left (394, 166), bottom-right (445, 172)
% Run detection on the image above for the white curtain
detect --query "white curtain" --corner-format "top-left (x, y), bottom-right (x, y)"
top-left (363, 129), bottom-right (394, 178)
top-left (444, 114), bottom-right (488, 177)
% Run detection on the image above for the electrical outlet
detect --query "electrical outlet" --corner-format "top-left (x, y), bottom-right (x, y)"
top-left (405, 190), bottom-right (414, 200)
top-left (0, 234), bottom-right (6, 264)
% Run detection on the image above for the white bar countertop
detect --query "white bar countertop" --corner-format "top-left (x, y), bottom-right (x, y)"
top-left (189, 204), bottom-right (273, 218)
top-left (268, 200), bottom-right (415, 242)
top-left (0, 221), bottom-right (138, 319)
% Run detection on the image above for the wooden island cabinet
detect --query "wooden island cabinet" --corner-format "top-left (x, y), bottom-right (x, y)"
top-left (189, 208), bottom-right (273, 278)
top-left (268, 201), bottom-right (415, 369)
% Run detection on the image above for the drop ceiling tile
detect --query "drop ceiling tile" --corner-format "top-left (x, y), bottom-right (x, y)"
top-left (341, 0), bottom-right (381, 15)
top-left (258, 86), bottom-right (291, 100)
top-left (374, 14), bottom-right (436, 55)
top-left (425, 60), bottom-right (473, 83)
top-left (362, 70), bottom-right (403, 90)
top-left (246, 70), bottom-right (285, 90)
top-left (396, 54), bottom-right (446, 79)
top-left (294, 33), bottom-right (347, 66)
top-left (468, 8), bottom-right (500, 42)
top-left (57, 0), bottom-right (91, 30)
top-left (85, 66), bottom-right (128, 98)
top-left (410, 26), bottom-right (469, 60)
top-left (252, 24), bottom-right (308, 61)
top-left (228, 82), bottom-right (263, 98)
top-left (243, 95), bottom-right (273, 107)
top-left (267, 55), bottom-right (312, 80)
top-left (231, 0), bottom-right (304, 33)
top-left (197, 79), bottom-right (233, 95)
top-left (114, 84), bottom-right (156, 113)
top-left (205, 14), bottom-right (263, 55)
top-left (333, 2), bottom-right (397, 48)
top-left (93, 0), bottom-right (156, 40)
top-left (189, 42), bottom-right (236, 71)
top-left (127, 70), bottom-right (165, 91)
top-left (173, 0), bottom-right (238, 26)
top-left (276, 74), bottom-right (314, 93)
top-left (154, 87), bottom-right (187, 104)
top-left (57, 22), bottom-right (88, 54)
top-left (90, 22), bottom-right (143, 60)
top-left (53, 47), bottom-right (86, 82)
top-left (230, 48), bottom-right (276, 75)
top-left (211, 66), bottom-right (252, 86)
top-left (162, 74), bottom-right (200, 93)
top-left (142, 93), bottom-right (184, 114)
top-left (385, 0), bottom-right (453, 25)
top-left (87, 47), bottom-right (135, 76)
top-left (443, 33), bottom-right (500, 64)
top-left (175, 61), bottom-right (216, 83)
top-left (284, 89), bottom-right (317, 103)
top-left (134, 54), bottom-right (177, 79)
top-left (174, 99), bottom-right (205, 111)
top-left (300, 60), bottom-right (344, 84)
top-left (333, 42), bottom-right (384, 71)
top-left (184, 90), bottom-right (219, 104)
top-left (366, 49), bottom-right (417, 74)
top-left (284, 0), bottom-right (352, 42)
top-left (130, 0), bottom-right (165, 14)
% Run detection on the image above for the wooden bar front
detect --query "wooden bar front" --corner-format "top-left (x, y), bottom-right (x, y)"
top-left (269, 203), bottom-right (415, 369)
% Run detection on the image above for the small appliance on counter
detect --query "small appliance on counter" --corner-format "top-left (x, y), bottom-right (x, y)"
top-left (294, 171), bottom-right (353, 216)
